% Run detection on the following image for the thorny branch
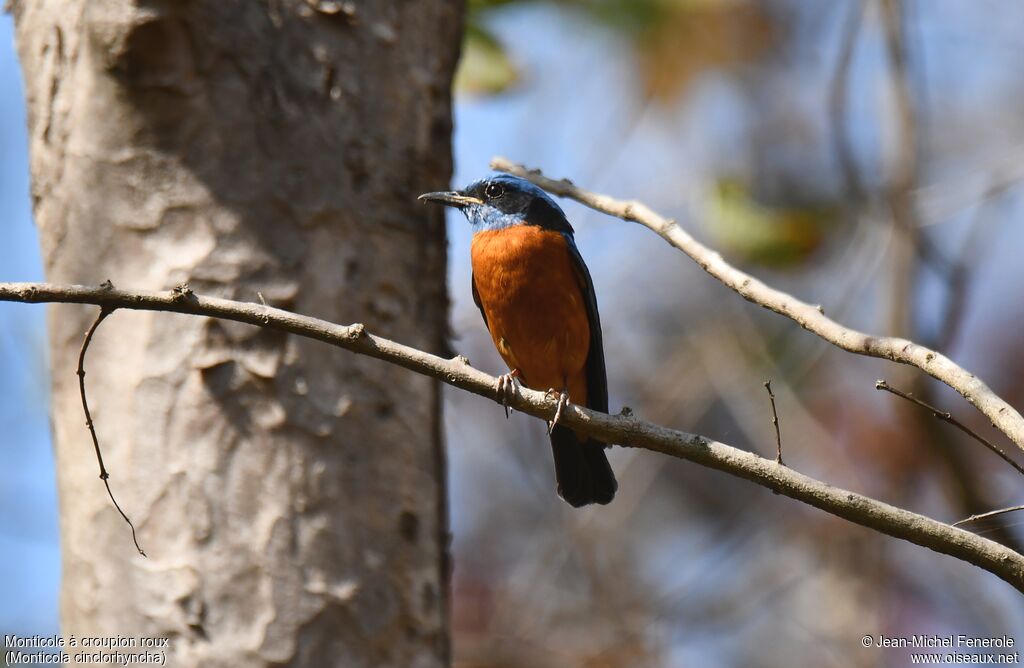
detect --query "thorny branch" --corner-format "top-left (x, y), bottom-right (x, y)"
top-left (1, 281), bottom-right (1023, 592)
top-left (489, 157), bottom-right (1024, 458)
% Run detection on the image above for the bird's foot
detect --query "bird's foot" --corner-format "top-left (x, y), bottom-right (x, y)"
top-left (496, 369), bottom-right (522, 419)
top-left (545, 388), bottom-right (569, 434)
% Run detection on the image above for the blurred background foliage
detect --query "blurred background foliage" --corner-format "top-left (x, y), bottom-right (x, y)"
top-left (3, 0), bottom-right (1024, 666)
top-left (461, 0), bottom-right (778, 105)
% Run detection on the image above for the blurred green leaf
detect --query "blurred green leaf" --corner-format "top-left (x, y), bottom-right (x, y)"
top-left (708, 179), bottom-right (833, 268)
top-left (455, 23), bottom-right (520, 96)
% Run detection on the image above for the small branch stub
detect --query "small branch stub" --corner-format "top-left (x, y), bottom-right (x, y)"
top-left (346, 323), bottom-right (366, 341)
top-left (764, 379), bottom-right (784, 466)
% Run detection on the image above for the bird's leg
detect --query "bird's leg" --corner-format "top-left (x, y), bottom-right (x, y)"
top-left (496, 369), bottom-right (522, 419)
top-left (545, 387), bottom-right (570, 434)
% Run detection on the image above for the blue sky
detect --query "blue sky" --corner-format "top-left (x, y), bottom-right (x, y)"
top-left (0, 11), bottom-right (59, 633)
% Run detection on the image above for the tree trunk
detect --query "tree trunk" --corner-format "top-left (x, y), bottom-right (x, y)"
top-left (12, 1), bottom-right (460, 665)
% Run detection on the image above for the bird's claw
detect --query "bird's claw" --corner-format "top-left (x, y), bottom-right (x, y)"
top-left (496, 370), bottom-right (522, 419)
top-left (545, 388), bottom-right (569, 434)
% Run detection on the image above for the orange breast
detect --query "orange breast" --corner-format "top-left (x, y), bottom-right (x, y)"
top-left (471, 226), bottom-right (590, 405)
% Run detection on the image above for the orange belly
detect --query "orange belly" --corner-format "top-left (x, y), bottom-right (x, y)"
top-left (471, 226), bottom-right (590, 405)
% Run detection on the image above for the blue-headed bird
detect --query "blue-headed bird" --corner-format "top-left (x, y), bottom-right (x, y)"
top-left (420, 174), bottom-right (617, 507)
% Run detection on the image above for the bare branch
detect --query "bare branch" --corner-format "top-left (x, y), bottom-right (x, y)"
top-left (875, 379), bottom-right (1024, 479)
top-left (76, 305), bottom-right (145, 557)
top-left (489, 157), bottom-right (1024, 457)
top-left (2, 281), bottom-right (1023, 591)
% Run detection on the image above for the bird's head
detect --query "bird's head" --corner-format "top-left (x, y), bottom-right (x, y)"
top-left (419, 174), bottom-right (572, 234)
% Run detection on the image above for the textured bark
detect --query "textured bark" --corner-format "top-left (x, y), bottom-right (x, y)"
top-left (12, 1), bottom-right (460, 665)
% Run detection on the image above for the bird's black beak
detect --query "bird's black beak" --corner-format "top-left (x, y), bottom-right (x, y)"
top-left (417, 191), bottom-right (483, 208)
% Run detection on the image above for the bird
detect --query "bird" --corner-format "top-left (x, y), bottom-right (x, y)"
top-left (420, 174), bottom-right (617, 507)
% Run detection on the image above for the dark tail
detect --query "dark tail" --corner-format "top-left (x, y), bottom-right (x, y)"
top-left (549, 425), bottom-right (617, 507)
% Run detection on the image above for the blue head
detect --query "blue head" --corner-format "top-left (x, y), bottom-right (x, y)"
top-left (419, 174), bottom-right (573, 234)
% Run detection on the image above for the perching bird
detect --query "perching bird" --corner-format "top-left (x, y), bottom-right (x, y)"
top-left (420, 174), bottom-right (617, 507)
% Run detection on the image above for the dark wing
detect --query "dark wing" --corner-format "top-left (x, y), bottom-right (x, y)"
top-left (562, 233), bottom-right (608, 415)
top-left (471, 273), bottom-right (488, 329)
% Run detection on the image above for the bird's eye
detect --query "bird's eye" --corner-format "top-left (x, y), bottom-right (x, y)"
top-left (484, 183), bottom-right (504, 199)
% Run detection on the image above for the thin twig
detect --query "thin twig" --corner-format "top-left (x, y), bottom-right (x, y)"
top-left (763, 380), bottom-right (784, 466)
top-left (953, 505), bottom-right (1024, 528)
top-left (489, 157), bottom-right (1024, 456)
top-left (875, 379), bottom-right (1024, 479)
top-left (77, 306), bottom-right (146, 557)
top-left (2, 281), bottom-right (1023, 592)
